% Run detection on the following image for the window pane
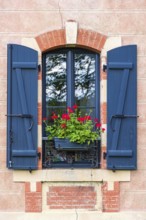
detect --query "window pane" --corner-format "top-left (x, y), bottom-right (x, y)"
top-left (46, 107), bottom-right (66, 121)
top-left (77, 107), bottom-right (96, 121)
top-left (74, 54), bottom-right (95, 108)
top-left (45, 53), bottom-right (67, 117)
top-left (43, 49), bottom-right (100, 169)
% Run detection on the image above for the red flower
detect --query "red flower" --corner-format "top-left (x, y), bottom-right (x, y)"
top-left (61, 123), bottom-right (67, 129)
top-left (67, 107), bottom-right (73, 113)
top-left (77, 117), bottom-right (85, 123)
top-left (84, 115), bottom-right (91, 120)
top-left (95, 123), bottom-right (101, 128)
top-left (62, 113), bottom-right (70, 120)
top-left (94, 118), bottom-right (99, 123)
top-left (102, 128), bottom-right (105, 132)
top-left (42, 117), bottom-right (47, 121)
top-left (51, 114), bottom-right (58, 120)
top-left (73, 104), bottom-right (78, 109)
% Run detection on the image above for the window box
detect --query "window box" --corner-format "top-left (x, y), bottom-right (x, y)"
top-left (54, 137), bottom-right (94, 151)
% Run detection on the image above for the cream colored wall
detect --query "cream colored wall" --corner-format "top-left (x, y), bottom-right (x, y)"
top-left (0, 0), bottom-right (146, 217)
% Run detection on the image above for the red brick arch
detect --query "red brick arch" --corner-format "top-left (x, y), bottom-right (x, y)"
top-left (35, 29), bottom-right (107, 52)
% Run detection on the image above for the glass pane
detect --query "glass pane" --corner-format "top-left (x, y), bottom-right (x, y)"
top-left (74, 54), bottom-right (95, 108)
top-left (45, 53), bottom-right (67, 118)
top-left (46, 107), bottom-right (66, 121)
top-left (77, 107), bottom-right (95, 121)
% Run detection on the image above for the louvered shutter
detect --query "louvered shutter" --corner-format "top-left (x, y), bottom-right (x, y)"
top-left (7, 44), bottom-right (38, 170)
top-left (107, 45), bottom-right (137, 170)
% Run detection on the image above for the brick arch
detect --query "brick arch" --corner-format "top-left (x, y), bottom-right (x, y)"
top-left (35, 29), bottom-right (107, 52)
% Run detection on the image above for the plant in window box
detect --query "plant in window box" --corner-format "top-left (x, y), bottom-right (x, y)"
top-left (43, 105), bottom-right (105, 151)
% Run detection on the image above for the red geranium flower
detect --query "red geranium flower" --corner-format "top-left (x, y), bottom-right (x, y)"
top-left (94, 118), bottom-right (99, 123)
top-left (67, 107), bottom-right (73, 113)
top-left (95, 123), bottom-right (101, 128)
top-left (62, 113), bottom-right (70, 120)
top-left (84, 115), bottom-right (91, 120)
top-left (61, 123), bottom-right (67, 129)
top-left (42, 117), bottom-right (47, 121)
top-left (102, 128), bottom-right (105, 132)
top-left (77, 117), bottom-right (85, 123)
top-left (73, 104), bottom-right (78, 109)
top-left (51, 114), bottom-right (58, 120)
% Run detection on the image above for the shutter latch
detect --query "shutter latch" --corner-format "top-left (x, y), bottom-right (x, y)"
top-left (110, 114), bottom-right (139, 131)
top-left (6, 114), bottom-right (34, 131)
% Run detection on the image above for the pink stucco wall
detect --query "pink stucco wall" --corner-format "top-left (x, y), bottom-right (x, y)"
top-left (0, 0), bottom-right (146, 214)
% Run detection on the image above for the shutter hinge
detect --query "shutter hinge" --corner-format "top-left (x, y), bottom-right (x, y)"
top-left (38, 64), bottom-right (41, 72)
top-left (9, 160), bottom-right (13, 168)
top-left (103, 152), bottom-right (107, 160)
top-left (112, 165), bottom-right (116, 172)
top-left (103, 64), bottom-right (107, 72)
top-left (37, 152), bottom-right (41, 160)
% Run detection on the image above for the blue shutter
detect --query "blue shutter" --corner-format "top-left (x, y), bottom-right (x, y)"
top-left (107, 45), bottom-right (137, 170)
top-left (7, 44), bottom-right (38, 170)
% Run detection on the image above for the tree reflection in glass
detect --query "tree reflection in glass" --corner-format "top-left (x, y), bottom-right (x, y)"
top-left (45, 53), bottom-right (67, 116)
top-left (75, 54), bottom-right (95, 115)
top-left (45, 51), bottom-right (96, 118)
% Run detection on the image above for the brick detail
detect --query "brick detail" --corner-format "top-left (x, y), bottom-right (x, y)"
top-left (101, 102), bottom-right (107, 124)
top-left (36, 29), bottom-right (66, 52)
top-left (38, 70), bottom-right (42, 80)
top-left (47, 186), bottom-right (96, 209)
top-left (36, 29), bottom-right (107, 53)
top-left (77, 29), bottom-right (107, 52)
top-left (25, 182), bottom-right (42, 212)
top-left (102, 182), bottom-right (120, 212)
top-left (101, 71), bottom-right (107, 80)
top-left (38, 102), bottom-right (42, 125)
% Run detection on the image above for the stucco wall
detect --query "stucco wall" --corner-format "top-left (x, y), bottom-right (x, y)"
top-left (0, 0), bottom-right (146, 218)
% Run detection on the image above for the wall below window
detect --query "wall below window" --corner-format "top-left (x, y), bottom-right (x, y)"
top-left (13, 169), bottom-right (130, 212)
top-left (13, 169), bottom-right (130, 183)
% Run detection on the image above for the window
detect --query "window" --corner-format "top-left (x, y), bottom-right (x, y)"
top-left (7, 44), bottom-right (137, 170)
top-left (42, 48), bottom-right (100, 168)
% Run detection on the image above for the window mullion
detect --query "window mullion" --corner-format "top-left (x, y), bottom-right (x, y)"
top-left (67, 50), bottom-right (75, 107)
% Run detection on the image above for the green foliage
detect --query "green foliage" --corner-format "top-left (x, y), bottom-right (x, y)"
top-left (44, 105), bottom-right (105, 145)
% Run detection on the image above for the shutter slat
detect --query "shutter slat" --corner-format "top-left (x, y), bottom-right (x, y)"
top-left (13, 62), bottom-right (37, 69)
top-left (108, 150), bottom-right (133, 157)
top-left (12, 150), bottom-right (37, 157)
top-left (107, 45), bottom-right (137, 170)
top-left (108, 62), bottom-right (133, 69)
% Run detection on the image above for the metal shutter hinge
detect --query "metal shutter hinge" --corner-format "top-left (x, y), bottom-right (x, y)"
top-left (37, 152), bottom-right (41, 160)
top-left (9, 161), bottom-right (13, 168)
top-left (103, 64), bottom-right (107, 72)
top-left (103, 152), bottom-right (107, 160)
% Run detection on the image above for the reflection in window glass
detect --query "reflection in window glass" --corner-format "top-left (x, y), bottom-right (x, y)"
top-left (74, 54), bottom-right (95, 109)
top-left (45, 54), bottom-right (67, 118)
